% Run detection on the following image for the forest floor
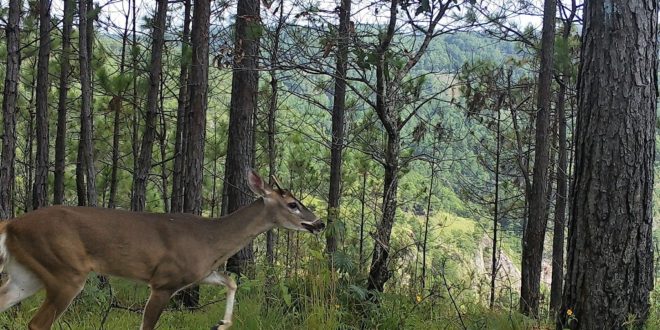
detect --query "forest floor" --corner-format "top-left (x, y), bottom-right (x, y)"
top-left (0, 276), bottom-right (559, 330)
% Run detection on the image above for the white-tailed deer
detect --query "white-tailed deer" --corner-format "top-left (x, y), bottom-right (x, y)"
top-left (0, 169), bottom-right (323, 330)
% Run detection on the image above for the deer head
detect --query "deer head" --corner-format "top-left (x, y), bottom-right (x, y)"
top-left (247, 169), bottom-right (325, 234)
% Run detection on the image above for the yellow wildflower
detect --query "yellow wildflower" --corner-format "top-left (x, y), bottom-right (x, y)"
top-left (416, 294), bottom-right (422, 303)
top-left (567, 309), bottom-right (573, 316)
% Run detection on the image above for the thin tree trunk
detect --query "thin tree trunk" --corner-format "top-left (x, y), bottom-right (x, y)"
top-left (520, 0), bottom-right (556, 317)
top-left (130, 0), bottom-right (139, 205)
top-left (107, 0), bottom-right (132, 209)
top-left (367, 132), bottom-right (399, 292)
top-left (53, 0), bottom-right (73, 205)
top-left (171, 0), bottom-right (191, 214)
top-left (326, 0), bottom-right (352, 258)
top-left (179, 0), bottom-right (211, 308)
top-left (210, 117), bottom-right (219, 217)
top-left (265, 0), bottom-right (285, 267)
top-left (107, 96), bottom-right (122, 208)
top-left (225, 0), bottom-right (261, 276)
top-left (24, 64), bottom-right (37, 213)
top-left (131, 0), bottom-right (169, 212)
top-left (560, 1), bottom-right (657, 328)
top-left (489, 108), bottom-right (501, 309)
top-left (158, 74), bottom-right (169, 213)
top-left (358, 170), bottom-right (367, 273)
top-left (549, 80), bottom-right (567, 315)
top-left (0, 0), bottom-right (21, 219)
top-left (79, 0), bottom-right (98, 206)
top-left (76, 139), bottom-right (86, 206)
top-left (549, 3), bottom-right (576, 314)
top-left (422, 152), bottom-right (436, 291)
top-left (32, 0), bottom-right (52, 210)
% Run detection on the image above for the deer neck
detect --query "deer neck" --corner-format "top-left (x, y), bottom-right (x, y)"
top-left (210, 198), bottom-right (275, 255)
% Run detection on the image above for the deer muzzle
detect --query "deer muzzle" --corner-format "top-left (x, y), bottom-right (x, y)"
top-left (301, 220), bottom-right (325, 234)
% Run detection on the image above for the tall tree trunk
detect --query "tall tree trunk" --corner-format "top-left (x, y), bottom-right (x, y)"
top-left (76, 140), bottom-right (86, 206)
top-left (32, 0), bottom-right (52, 210)
top-left (358, 170), bottom-right (367, 273)
top-left (367, 7), bottom-right (400, 290)
top-left (265, 0), bottom-right (285, 267)
top-left (54, 0), bottom-right (73, 205)
top-left (131, 0), bottom-right (169, 212)
top-left (179, 0), bottom-right (211, 308)
top-left (171, 0), bottom-right (192, 214)
top-left (224, 0), bottom-right (261, 276)
top-left (24, 61), bottom-right (38, 213)
top-left (184, 0), bottom-right (210, 218)
top-left (549, 4), bottom-right (575, 314)
top-left (550, 78), bottom-right (567, 315)
top-left (367, 132), bottom-right (399, 292)
top-left (79, 0), bottom-right (98, 206)
top-left (130, 0), bottom-right (140, 205)
top-left (520, 0), bottom-right (556, 317)
top-left (422, 153), bottom-right (436, 291)
top-left (108, 0), bottom-right (132, 209)
top-left (158, 76), bottom-right (169, 213)
top-left (489, 108), bottom-right (501, 309)
top-left (0, 0), bottom-right (21, 219)
top-left (560, 0), bottom-right (657, 328)
top-left (107, 96), bottom-right (122, 208)
top-left (326, 0), bottom-right (352, 258)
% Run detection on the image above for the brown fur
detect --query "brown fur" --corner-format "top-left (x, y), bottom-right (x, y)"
top-left (0, 171), bottom-right (322, 330)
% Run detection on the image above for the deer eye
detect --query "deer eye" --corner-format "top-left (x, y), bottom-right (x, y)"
top-left (287, 202), bottom-right (298, 210)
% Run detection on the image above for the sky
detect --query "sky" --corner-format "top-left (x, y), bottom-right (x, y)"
top-left (50, 0), bottom-right (546, 34)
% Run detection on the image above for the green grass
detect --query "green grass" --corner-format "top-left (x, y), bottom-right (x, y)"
top-left (0, 267), bottom-right (557, 330)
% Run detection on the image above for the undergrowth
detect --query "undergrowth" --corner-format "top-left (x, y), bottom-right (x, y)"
top-left (0, 251), bottom-right (561, 330)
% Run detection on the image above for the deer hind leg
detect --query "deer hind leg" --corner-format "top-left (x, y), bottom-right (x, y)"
top-left (201, 271), bottom-right (237, 330)
top-left (140, 288), bottom-right (176, 330)
top-left (27, 275), bottom-right (85, 330)
top-left (0, 259), bottom-right (43, 312)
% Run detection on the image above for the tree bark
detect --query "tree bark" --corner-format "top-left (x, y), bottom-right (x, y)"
top-left (520, 0), bottom-right (556, 317)
top-left (489, 108), bottom-right (501, 309)
top-left (78, 0), bottom-right (98, 207)
top-left (367, 132), bottom-right (399, 292)
top-left (33, 0), bottom-right (52, 210)
top-left (158, 74), bottom-right (169, 213)
top-left (108, 0), bottom-right (133, 209)
top-left (130, 0), bottom-right (139, 204)
top-left (179, 0), bottom-right (211, 308)
top-left (0, 0), bottom-right (21, 219)
top-left (131, 0), bottom-right (169, 212)
top-left (171, 0), bottom-right (192, 214)
top-left (265, 0), bottom-right (285, 268)
top-left (54, 0), bottom-right (74, 205)
top-left (559, 0), bottom-right (657, 328)
top-left (423, 150), bottom-right (436, 291)
top-left (549, 4), bottom-right (576, 314)
top-left (358, 170), bottom-right (367, 273)
top-left (183, 0), bottom-right (210, 217)
top-left (107, 96), bottom-right (122, 208)
top-left (326, 0), bottom-right (352, 258)
top-left (365, 0), bottom-right (446, 293)
top-left (75, 139), bottom-right (86, 206)
top-left (224, 0), bottom-right (261, 276)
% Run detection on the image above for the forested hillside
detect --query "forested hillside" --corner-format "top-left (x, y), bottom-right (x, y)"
top-left (0, 0), bottom-right (657, 329)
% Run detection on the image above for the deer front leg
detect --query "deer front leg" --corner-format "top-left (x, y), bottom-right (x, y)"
top-left (201, 271), bottom-right (237, 330)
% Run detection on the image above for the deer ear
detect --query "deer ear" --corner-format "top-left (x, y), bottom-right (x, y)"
top-left (247, 169), bottom-right (271, 196)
